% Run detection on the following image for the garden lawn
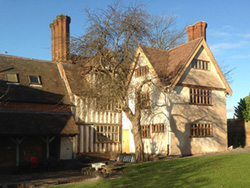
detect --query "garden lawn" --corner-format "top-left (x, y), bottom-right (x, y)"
top-left (54, 153), bottom-right (250, 188)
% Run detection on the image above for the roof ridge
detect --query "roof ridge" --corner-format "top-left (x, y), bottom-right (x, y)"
top-left (0, 54), bottom-right (52, 63)
top-left (139, 37), bottom-right (203, 53)
top-left (168, 37), bottom-right (203, 52)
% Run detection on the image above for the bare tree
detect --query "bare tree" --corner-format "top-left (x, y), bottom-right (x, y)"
top-left (148, 14), bottom-right (186, 50)
top-left (71, 2), bottom-right (185, 161)
top-left (218, 61), bottom-right (234, 84)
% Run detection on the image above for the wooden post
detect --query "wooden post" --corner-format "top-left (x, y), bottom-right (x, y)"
top-left (42, 136), bottom-right (55, 159)
top-left (16, 137), bottom-right (20, 167)
top-left (10, 137), bottom-right (26, 167)
top-left (46, 137), bottom-right (49, 159)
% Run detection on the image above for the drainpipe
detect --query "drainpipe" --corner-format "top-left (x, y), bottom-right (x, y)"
top-left (167, 122), bottom-right (171, 156)
top-left (165, 85), bottom-right (171, 156)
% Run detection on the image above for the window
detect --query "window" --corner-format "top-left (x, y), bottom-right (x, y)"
top-left (95, 125), bottom-right (121, 143)
top-left (190, 124), bottom-right (213, 137)
top-left (152, 123), bottom-right (164, 133)
top-left (192, 59), bottom-right (210, 70)
top-left (135, 66), bottom-right (149, 78)
top-left (29, 75), bottom-right (42, 86)
top-left (141, 125), bottom-right (151, 138)
top-left (190, 88), bottom-right (212, 105)
top-left (6, 73), bottom-right (19, 84)
top-left (141, 92), bottom-right (150, 109)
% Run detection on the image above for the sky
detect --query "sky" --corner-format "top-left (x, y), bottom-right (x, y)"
top-left (0, 0), bottom-right (250, 118)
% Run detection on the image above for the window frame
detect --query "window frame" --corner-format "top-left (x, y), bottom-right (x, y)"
top-left (5, 72), bottom-right (19, 85)
top-left (135, 66), bottom-right (149, 78)
top-left (141, 125), bottom-right (151, 139)
top-left (152, 123), bottom-right (165, 133)
top-left (192, 59), bottom-right (210, 71)
top-left (189, 87), bottom-right (212, 105)
top-left (141, 92), bottom-right (150, 109)
top-left (95, 124), bottom-right (121, 143)
top-left (28, 75), bottom-right (42, 86)
top-left (190, 124), bottom-right (213, 137)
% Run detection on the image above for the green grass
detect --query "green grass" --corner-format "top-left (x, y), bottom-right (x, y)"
top-left (55, 153), bottom-right (250, 188)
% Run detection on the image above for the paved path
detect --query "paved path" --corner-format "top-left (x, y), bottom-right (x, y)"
top-left (0, 169), bottom-right (96, 188)
top-left (192, 147), bottom-right (250, 158)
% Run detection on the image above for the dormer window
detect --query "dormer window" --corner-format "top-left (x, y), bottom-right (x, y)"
top-left (192, 59), bottom-right (210, 70)
top-left (29, 75), bottom-right (42, 86)
top-left (135, 66), bottom-right (149, 78)
top-left (6, 73), bottom-right (19, 85)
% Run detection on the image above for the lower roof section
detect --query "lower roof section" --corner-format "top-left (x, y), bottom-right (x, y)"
top-left (0, 112), bottom-right (79, 136)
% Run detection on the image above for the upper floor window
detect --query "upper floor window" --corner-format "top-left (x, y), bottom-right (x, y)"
top-left (190, 124), bottom-right (213, 137)
top-left (6, 73), bottom-right (19, 85)
top-left (29, 75), bottom-right (42, 86)
top-left (192, 59), bottom-right (210, 70)
top-left (141, 92), bottom-right (150, 109)
top-left (190, 87), bottom-right (212, 105)
top-left (141, 125), bottom-right (151, 138)
top-left (135, 66), bottom-right (149, 78)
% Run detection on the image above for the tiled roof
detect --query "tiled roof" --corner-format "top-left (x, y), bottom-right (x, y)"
top-left (139, 38), bottom-right (202, 86)
top-left (0, 112), bottom-right (79, 135)
top-left (0, 54), bottom-right (71, 104)
top-left (62, 63), bottom-right (88, 96)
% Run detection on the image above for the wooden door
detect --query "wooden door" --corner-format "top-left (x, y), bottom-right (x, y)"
top-left (122, 129), bottom-right (130, 153)
top-left (60, 137), bottom-right (73, 160)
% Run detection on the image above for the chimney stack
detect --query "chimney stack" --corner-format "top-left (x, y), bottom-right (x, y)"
top-left (186, 21), bottom-right (207, 42)
top-left (50, 15), bottom-right (71, 62)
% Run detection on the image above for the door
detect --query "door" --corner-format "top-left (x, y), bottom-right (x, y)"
top-left (122, 129), bottom-right (130, 153)
top-left (60, 137), bottom-right (73, 160)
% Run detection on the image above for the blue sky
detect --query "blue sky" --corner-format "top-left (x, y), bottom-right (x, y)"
top-left (1, 0), bottom-right (249, 118)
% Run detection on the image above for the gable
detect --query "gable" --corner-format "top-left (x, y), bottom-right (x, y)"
top-left (139, 38), bottom-right (202, 87)
top-left (138, 38), bottom-right (232, 96)
top-left (178, 46), bottom-right (225, 90)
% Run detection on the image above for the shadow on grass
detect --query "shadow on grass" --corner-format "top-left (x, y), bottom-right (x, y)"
top-left (94, 156), bottom-right (231, 188)
top-left (56, 153), bottom-right (250, 188)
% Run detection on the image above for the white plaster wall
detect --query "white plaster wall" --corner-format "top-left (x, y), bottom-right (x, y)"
top-left (122, 55), bottom-right (170, 154)
top-left (179, 47), bottom-right (226, 89)
top-left (122, 47), bottom-right (228, 156)
top-left (196, 46), bottom-right (225, 87)
top-left (168, 46), bottom-right (228, 155)
top-left (169, 86), bottom-right (227, 155)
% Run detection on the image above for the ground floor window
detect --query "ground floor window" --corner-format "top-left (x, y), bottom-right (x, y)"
top-left (190, 124), bottom-right (213, 137)
top-left (141, 125), bottom-right (151, 138)
top-left (152, 123), bottom-right (164, 133)
top-left (95, 125), bottom-right (121, 143)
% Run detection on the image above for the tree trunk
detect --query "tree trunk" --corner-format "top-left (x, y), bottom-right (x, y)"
top-left (131, 120), bottom-right (145, 162)
top-left (122, 100), bottom-right (145, 162)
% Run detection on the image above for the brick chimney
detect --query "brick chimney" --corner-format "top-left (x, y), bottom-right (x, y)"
top-left (186, 21), bottom-right (207, 42)
top-left (50, 15), bottom-right (71, 62)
